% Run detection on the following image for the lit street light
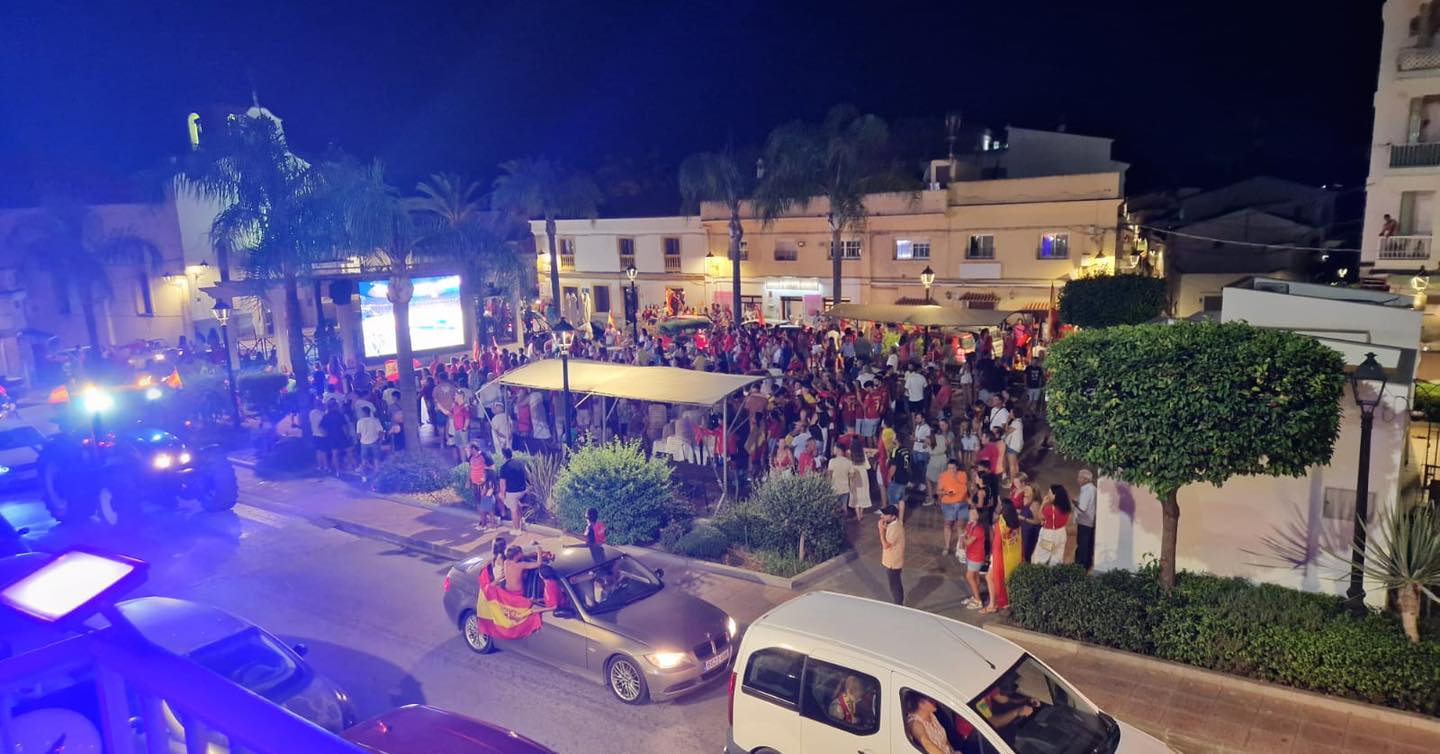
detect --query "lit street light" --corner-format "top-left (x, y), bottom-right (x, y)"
top-left (625, 263), bottom-right (639, 343)
top-left (920, 265), bottom-right (936, 304)
top-left (212, 299), bottom-right (242, 430)
top-left (1346, 352), bottom-right (1387, 611)
top-left (554, 318), bottom-right (576, 447)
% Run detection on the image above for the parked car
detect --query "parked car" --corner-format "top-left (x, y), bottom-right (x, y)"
top-left (442, 544), bottom-right (737, 704)
top-left (342, 704), bottom-right (557, 754)
top-left (727, 591), bottom-right (1173, 754)
top-left (115, 597), bottom-right (357, 734)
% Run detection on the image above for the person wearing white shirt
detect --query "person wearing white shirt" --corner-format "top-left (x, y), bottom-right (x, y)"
top-left (903, 367), bottom-right (927, 414)
top-left (356, 406), bottom-right (385, 477)
top-left (987, 395), bottom-right (1011, 434)
top-left (1075, 469), bottom-right (1098, 570)
top-left (1003, 417), bottom-right (1024, 479)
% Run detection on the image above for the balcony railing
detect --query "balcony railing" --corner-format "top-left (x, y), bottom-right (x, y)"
top-left (1399, 46), bottom-right (1440, 72)
top-left (663, 255), bottom-right (681, 273)
top-left (1378, 235), bottom-right (1433, 260)
top-left (1390, 142), bottom-right (1440, 168)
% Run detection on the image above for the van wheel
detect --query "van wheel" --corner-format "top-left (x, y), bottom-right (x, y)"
top-left (606, 655), bottom-right (649, 705)
top-left (460, 611), bottom-right (494, 654)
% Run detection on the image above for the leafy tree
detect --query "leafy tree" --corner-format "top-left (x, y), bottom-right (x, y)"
top-left (731, 473), bottom-right (845, 562)
top-left (176, 114), bottom-right (332, 385)
top-left (753, 105), bottom-right (917, 308)
top-left (1058, 274), bottom-right (1167, 328)
top-left (553, 439), bottom-right (674, 545)
top-left (680, 149), bottom-right (753, 322)
top-left (6, 196), bottom-right (160, 351)
top-left (490, 157), bottom-right (602, 323)
top-left (1046, 322), bottom-right (1346, 588)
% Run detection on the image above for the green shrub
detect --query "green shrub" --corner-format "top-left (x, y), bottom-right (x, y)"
top-left (754, 550), bottom-right (812, 578)
top-left (373, 452), bottom-right (453, 493)
top-left (553, 440), bottom-right (673, 545)
top-left (1008, 564), bottom-right (1440, 715)
top-left (450, 463), bottom-right (472, 500)
top-left (1057, 274), bottom-right (1166, 328)
top-left (738, 474), bottom-right (845, 562)
top-left (674, 524), bottom-right (730, 560)
top-left (255, 437), bottom-right (316, 478)
top-left (659, 520), bottom-right (690, 551)
top-left (237, 372), bottom-right (290, 415)
top-left (1416, 382), bottom-right (1440, 422)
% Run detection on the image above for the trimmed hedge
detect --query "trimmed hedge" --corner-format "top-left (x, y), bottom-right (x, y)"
top-left (1057, 274), bottom-right (1166, 328)
top-left (1008, 564), bottom-right (1440, 715)
top-left (237, 372), bottom-right (290, 415)
top-left (553, 440), bottom-right (674, 545)
top-left (674, 524), bottom-right (730, 560)
top-left (373, 452), bottom-right (453, 493)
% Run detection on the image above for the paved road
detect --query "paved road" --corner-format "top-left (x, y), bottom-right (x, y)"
top-left (1, 495), bottom-right (730, 754)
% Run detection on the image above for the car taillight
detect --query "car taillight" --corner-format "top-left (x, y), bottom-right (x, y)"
top-left (443, 575), bottom-right (451, 593)
top-left (727, 671), bottom-right (737, 725)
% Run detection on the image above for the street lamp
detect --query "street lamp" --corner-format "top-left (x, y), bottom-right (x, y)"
top-left (625, 264), bottom-right (639, 342)
top-left (212, 299), bottom-right (242, 429)
top-left (920, 265), bottom-right (936, 304)
top-left (1346, 352), bottom-right (1387, 610)
top-left (554, 318), bottom-right (576, 447)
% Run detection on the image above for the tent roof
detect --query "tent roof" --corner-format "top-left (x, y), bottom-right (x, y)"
top-left (497, 359), bottom-right (762, 406)
top-left (825, 303), bottom-right (1008, 328)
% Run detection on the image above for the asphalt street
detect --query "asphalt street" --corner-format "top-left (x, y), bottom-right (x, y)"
top-left (0, 494), bottom-right (731, 754)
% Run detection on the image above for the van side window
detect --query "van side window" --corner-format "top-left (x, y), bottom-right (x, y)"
top-left (742, 648), bottom-right (804, 708)
top-left (901, 689), bottom-right (999, 754)
top-left (800, 658), bottom-right (880, 736)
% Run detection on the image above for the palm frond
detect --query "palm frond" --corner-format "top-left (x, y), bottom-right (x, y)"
top-left (1324, 506), bottom-right (1440, 602)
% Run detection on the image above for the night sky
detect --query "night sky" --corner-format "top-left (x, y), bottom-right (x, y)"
top-left (0, 0), bottom-right (1383, 209)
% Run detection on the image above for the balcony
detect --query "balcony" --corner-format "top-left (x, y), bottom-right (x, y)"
top-left (663, 255), bottom-right (682, 273)
top-left (1398, 46), bottom-right (1440, 73)
top-left (1378, 235), bottom-right (1433, 261)
top-left (1390, 142), bottom-right (1440, 168)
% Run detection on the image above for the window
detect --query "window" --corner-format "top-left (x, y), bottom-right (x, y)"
top-left (742, 648), bottom-right (804, 708)
top-left (559, 238), bottom-right (576, 271)
top-left (1324, 487), bottom-right (1376, 522)
top-left (664, 255), bottom-right (682, 273)
top-left (900, 689), bottom-right (1000, 754)
top-left (592, 285), bottom-right (611, 313)
top-left (134, 272), bottom-right (154, 316)
top-left (967, 235), bottom-right (995, 260)
top-left (1201, 295), bottom-right (1224, 312)
top-left (827, 240), bottom-right (862, 260)
top-left (617, 238), bottom-right (635, 270)
top-left (800, 658), bottom-right (880, 736)
top-left (971, 656), bottom-right (1107, 753)
top-left (663, 237), bottom-right (681, 256)
top-left (1038, 233), bottom-right (1069, 259)
top-left (774, 239), bottom-right (799, 261)
top-left (896, 239), bottom-right (931, 260)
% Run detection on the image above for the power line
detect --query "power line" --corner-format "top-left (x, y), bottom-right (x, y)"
top-left (1139, 224), bottom-right (1365, 254)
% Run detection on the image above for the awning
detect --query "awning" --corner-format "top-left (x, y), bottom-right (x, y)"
top-left (959, 292), bottom-right (1000, 303)
top-left (1016, 300), bottom-right (1051, 312)
top-left (497, 359), bottom-right (762, 406)
top-left (825, 303), bottom-right (1008, 328)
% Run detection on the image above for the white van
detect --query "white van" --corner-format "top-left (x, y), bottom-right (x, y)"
top-left (726, 592), bottom-right (1172, 754)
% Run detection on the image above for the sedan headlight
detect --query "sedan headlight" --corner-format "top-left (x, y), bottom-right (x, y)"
top-left (152, 453), bottom-right (174, 470)
top-left (726, 616), bottom-right (738, 639)
top-left (645, 651), bottom-right (690, 670)
top-left (178, 451), bottom-right (192, 465)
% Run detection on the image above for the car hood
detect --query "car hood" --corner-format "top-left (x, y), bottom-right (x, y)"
top-left (588, 587), bottom-right (728, 649)
top-left (282, 674), bottom-right (355, 732)
top-left (1113, 719), bottom-right (1174, 754)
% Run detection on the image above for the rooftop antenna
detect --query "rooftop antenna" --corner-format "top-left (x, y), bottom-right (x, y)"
top-left (945, 111), bottom-right (962, 161)
top-left (934, 616), bottom-right (995, 670)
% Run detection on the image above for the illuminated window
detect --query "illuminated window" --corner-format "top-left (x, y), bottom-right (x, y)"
top-left (618, 238), bottom-right (635, 271)
top-left (827, 240), bottom-right (862, 260)
top-left (774, 239), bottom-right (799, 262)
top-left (559, 238), bottom-right (576, 271)
top-left (1038, 232), bottom-right (1069, 259)
top-left (966, 235), bottom-right (995, 260)
top-left (895, 239), bottom-right (931, 260)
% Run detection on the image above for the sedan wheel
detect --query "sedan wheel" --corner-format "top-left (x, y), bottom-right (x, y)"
top-left (606, 656), bottom-right (648, 705)
top-left (461, 612), bottom-right (494, 654)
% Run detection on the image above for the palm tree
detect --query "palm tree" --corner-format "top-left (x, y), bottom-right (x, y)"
top-left (413, 174), bottom-right (509, 344)
top-left (490, 157), bottom-right (602, 324)
top-left (753, 105), bottom-right (918, 309)
top-left (679, 149), bottom-right (752, 324)
top-left (414, 173), bottom-right (484, 227)
top-left (175, 114), bottom-right (329, 383)
top-left (7, 196), bottom-right (160, 353)
top-left (1329, 506), bottom-right (1440, 643)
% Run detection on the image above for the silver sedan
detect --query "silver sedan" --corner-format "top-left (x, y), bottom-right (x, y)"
top-left (442, 544), bottom-right (738, 704)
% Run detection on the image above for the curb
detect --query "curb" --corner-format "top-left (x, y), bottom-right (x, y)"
top-left (986, 623), bottom-right (1440, 735)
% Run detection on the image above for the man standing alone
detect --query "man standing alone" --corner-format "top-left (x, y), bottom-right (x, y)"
top-left (1074, 469), bottom-right (1097, 570)
top-left (878, 505), bottom-right (906, 605)
top-left (498, 447), bottom-right (529, 535)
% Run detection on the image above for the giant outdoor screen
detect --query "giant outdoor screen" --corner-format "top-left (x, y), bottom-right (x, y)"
top-left (357, 274), bottom-right (465, 358)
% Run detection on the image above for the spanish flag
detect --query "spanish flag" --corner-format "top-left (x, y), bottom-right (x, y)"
top-left (607, 310), bottom-right (616, 331)
top-left (165, 369), bottom-right (183, 389)
top-left (47, 385), bottom-right (70, 404)
top-left (475, 577), bottom-right (543, 640)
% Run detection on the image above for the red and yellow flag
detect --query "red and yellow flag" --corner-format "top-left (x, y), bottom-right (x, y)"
top-left (165, 369), bottom-right (183, 389)
top-left (475, 581), bottom-right (543, 640)
top-left (47, 385), bottom-right (69, 404)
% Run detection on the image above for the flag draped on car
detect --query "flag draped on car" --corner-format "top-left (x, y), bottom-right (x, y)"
top-left (475, 572), bottom-right (543, 640)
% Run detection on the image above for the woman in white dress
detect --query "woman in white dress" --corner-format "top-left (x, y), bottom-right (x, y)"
top-left (847, 444), bottom-right (873, 518)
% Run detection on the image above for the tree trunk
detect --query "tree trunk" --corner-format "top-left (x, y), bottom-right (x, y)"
top-left (729, 209), bottom-right (743, 326)
top-left (799, 532), bottom-right (807, 563)
top-left (282, 266), bottom-right (312, 439)
top-left (830, 223), bottom-right (843, 311)
top-left (1399, 584), bottom-right (1421, 643)
top-left (80, 294), bottom-right (102, 353)
top-left (545, 215), bottom-right (561, 324)
top-left (389, 270), bottom-right (420, 452)
top-left (1159, 488), bottom-right (1181, 589)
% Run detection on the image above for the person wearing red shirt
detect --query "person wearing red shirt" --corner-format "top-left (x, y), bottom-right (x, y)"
top-left (840, 389), bottom-right (861, 431)
top-left (962, 507), bottom-right (987, 609)
top-left (859, 386), bottom-right (885, 440)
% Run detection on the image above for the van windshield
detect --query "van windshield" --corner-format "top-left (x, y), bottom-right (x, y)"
top-left (969, 655), bottom-right (1115, 754)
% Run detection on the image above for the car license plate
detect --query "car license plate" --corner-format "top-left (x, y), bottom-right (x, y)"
top-left (704, 648), bottom-right (730, 672)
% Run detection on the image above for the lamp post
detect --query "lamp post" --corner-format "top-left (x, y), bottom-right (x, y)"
top-left (625, 264), bottom-right (639, 343)
top-left (920, 265), bottom-right (936, 304)
top-left (1346, 352), bottom-right (1387, 610)
top-left (554, 318), bottom-right (576, 447)
top-left (212, 300), bottom-right (242, 430)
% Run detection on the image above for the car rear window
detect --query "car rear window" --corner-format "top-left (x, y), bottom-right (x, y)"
top-left (742, 648), bottom-right (803, 707)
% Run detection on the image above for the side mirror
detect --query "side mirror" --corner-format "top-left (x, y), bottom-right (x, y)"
top-left (292, 643), bottom-right (309, 657)
top-left (653, 568), bottom-right (665, 579)
top-left (553, 607), bottom-right (575, 619)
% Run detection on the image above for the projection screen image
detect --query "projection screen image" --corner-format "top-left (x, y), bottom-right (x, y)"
top-left (357, 274), bottom-right (465, 357)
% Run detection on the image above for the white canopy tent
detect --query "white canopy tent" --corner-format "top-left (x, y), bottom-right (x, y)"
top-left (825, 302), bottom-right (1008, 328)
